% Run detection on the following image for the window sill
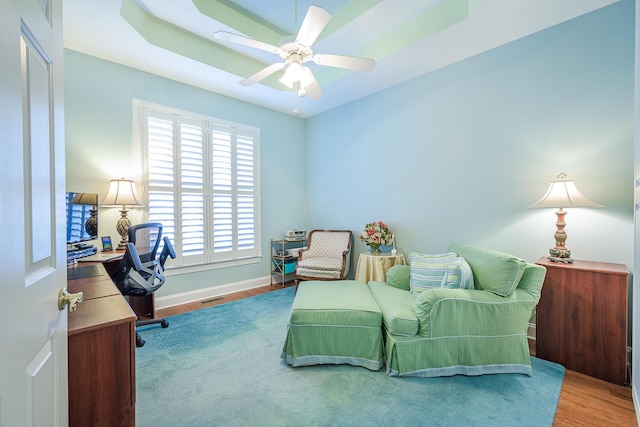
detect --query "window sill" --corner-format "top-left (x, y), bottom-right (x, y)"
top-left (164, 255), bottom-right (262, 276)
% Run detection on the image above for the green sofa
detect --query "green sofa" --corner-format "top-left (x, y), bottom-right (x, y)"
top-left (368, 243), bottom-right (546, 377)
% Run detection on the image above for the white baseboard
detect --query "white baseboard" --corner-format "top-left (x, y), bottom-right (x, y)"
top-left (155, 276), bottom-right (272, 310)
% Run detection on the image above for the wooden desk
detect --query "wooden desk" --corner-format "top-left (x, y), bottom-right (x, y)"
top-left (535, 258), bottom-right (628, 385)
top-left (354, 252), bottom-right (406, 282)
top-left (78, 253), bottom-right (157, 321)
top-left (67, 262), bottom-right (136, 427)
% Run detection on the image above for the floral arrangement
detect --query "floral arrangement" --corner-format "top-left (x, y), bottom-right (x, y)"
top-left (359, 221), bottom-right (393, 249)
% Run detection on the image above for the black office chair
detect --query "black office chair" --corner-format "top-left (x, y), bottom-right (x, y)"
top-left (116, 222), bottom-right (176, 347)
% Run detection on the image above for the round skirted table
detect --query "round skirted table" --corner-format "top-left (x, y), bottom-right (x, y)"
top-left (354, 251), bottom-right (406, 283)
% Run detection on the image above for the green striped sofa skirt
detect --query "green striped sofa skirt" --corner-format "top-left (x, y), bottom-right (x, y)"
top-left (281, 280), bottom-right (384, 371)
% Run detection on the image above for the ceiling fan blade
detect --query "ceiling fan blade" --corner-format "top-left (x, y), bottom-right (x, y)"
top-left (305, 79), bottom-right (323, 100)
top-left (303, 70), bottom-right (323, 100)
top-left (295, 6), bottom-right (332, 48)
top-left (313, 54), bottom-right (375, 72)
top-left (214, 30), bottom-right (280, 54)
top-left (240, 62), bottom-right (286, 86)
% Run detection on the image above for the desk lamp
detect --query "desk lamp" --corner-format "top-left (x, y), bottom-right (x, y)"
top-left (528, 173), bottom-right (603, 263)
top-left (101, 178), bottom-right (144, 250)
top-left (70, 192), bottom-right (98, 237)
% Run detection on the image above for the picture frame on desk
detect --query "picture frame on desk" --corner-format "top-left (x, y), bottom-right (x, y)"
top-left (101, 236), bottom-right (113, 252)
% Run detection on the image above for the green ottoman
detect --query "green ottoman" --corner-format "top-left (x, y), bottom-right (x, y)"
top-left (281, 280), bottom-right (383, 370)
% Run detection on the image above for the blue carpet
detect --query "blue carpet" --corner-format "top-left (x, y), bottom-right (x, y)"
top-left (136, 287), bottom-right (564, 427)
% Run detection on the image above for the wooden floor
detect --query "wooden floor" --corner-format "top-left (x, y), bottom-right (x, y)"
top-left (156, 283), bottom-right (637, 427)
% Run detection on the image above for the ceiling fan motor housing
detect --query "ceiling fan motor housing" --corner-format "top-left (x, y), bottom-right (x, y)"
top-left (279, 42), bottom-right (313, 63)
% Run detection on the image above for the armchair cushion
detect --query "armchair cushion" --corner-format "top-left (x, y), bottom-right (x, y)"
top-left (369, 281), bottom-right (419, 337)
top-left (386, 265), bottom-right (411, 291)
top-left (301, 232), bottom-right (351, 259)
top-left (297, 257), bottom-right (343, 272)
top-left (448, 243), bottom-right (527, 297)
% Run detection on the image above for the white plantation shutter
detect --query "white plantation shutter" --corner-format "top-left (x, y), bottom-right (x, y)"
top-left (179, 119), bottom-right (205, 263)
top-left (211, 125), bottom-right (257, 258)
top-left (141, 104), bottom-right (260, 268)
top-left (212, 125), bottom-right (233, 254)
top-left (147, 113), bottom-right (176, 249)
top-left (236, 130), bottom-right (256, 251)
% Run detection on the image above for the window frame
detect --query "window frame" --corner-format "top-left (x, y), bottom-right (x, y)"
top-left (133, 99), bottom-right (262, 273)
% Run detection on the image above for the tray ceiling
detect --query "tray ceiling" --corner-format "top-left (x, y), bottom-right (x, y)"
top-left (63, 0), bottom-right (618, 118)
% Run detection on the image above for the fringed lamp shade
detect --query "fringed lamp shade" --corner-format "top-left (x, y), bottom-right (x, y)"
top-left (528, 173), bottom-right (603, 262)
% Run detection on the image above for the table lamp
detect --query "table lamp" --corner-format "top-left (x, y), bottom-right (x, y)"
top-left (70, 192), bottom-right (98, 237)
top-left (528, 173), bottom-right (603, 263)
top-left (101, 178), bottom-right (144, 250)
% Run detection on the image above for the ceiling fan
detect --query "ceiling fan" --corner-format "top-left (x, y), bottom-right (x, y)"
top-left (213, 5), bottom-right (375, 99)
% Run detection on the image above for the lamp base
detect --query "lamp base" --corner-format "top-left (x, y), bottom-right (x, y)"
top-left (547, 246), bottom-right (574, 263)
top-left (547, 255), bottom-right (574, 263)
top-left (115, 209), bottom-right (131, 250)
top-left (546, 208), bottom-right (575, 263)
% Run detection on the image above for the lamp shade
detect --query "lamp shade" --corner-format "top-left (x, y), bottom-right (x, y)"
top-left (101, 178), bottom-right (144, 207)
top-left (528, 173), bottom-right (603, 209)
top-left (70, 192), bottom-right (98, 206)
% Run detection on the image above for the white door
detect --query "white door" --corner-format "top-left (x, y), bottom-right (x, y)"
top-left (634, 0), bottom-right (640, 420)
top-left (0, 0), bottom-right (68, 425)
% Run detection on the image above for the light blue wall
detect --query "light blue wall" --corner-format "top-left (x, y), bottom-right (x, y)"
top-left (64, 51), bottom-right (307, 296)
top-left (306, 0), bottom-right (634, 270)
top-left (65, 0), bottom-right (634, 299)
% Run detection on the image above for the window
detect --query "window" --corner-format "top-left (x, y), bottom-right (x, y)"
top-left (136, 101), bottom-right (260, 269)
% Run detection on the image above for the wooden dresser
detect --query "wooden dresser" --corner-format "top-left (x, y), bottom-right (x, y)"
top-left (67, 262), bottom-right (136, 427)
top-left (535, 258), bottom-right (628, 385)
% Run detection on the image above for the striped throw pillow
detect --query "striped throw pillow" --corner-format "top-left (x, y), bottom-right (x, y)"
top-left (409, 252), bottom-right (457, 293)
top-left (442, 257), bottom-right (475, 290)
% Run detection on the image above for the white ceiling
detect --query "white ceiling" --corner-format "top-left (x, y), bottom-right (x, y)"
top-left (63, 0), bottom-right (618, 118)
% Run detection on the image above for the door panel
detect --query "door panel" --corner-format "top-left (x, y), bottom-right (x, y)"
top-left (26, 340), bottom-right (56, 426)
top-left (22, 23), bottom-right (55, 276)
top-left (23, 25), bottom-right (54, 267)
top-left (0, 0), bottom-right (67, 425)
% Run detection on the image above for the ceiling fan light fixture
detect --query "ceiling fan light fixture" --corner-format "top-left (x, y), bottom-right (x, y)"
top-left (279, 62), bottom-right (302, 88)
top-left (279, 62), bottom-right (316, 90)
top-left (299, 67), bottom-right (315, 89)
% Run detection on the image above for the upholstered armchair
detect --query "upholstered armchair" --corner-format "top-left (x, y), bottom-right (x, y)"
top-left (294, 230), bottom-right (353, 290)
top-left (368, 243), bottom-right (546, 377)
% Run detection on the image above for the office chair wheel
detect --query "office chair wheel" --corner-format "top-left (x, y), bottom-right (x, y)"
top-left (136, 333), bottom-right (146, 348)
top-left (161, 319), bottom-right (169, 328)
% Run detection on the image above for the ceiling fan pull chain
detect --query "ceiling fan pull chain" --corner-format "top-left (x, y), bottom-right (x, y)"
top-left (294, 0), bottom-right (298, 34)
